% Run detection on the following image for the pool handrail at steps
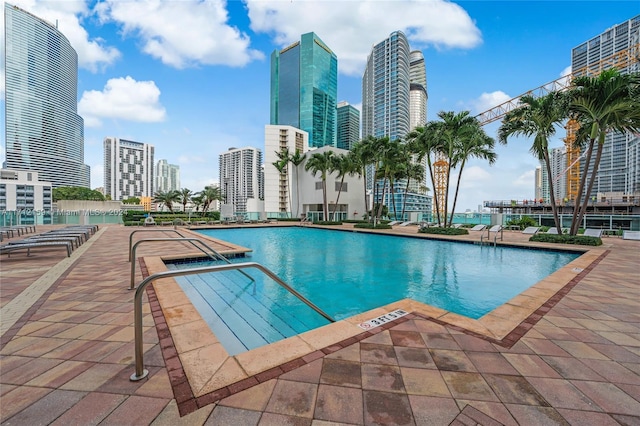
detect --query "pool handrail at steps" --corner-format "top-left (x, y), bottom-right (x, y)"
top-left (129, 229), bottom-right (204, 262)
top-left (130, 261), bottom-right (337, 381)
top-left (129, 237), bottom-right (255, 290)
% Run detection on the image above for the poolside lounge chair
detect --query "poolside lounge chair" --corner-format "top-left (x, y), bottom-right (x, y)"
top-left (387, 220), bottom-right (402, 226)
top-left (623, 230), bottom-right (640, 240)
top-left (469, 224), bottom-right (486, 232)
top-left (1, 241), bottom-right (72, 257)
top-left (546, 227), bottom-right (568, 235)
top-left (399, 221), bottom-right (418, 227)
top-left (10, 236), bottom-right (81, 249)
top-left (583, 228), bottom-right (603, 238)
top-left (522, 226), bottom-right (540, 235)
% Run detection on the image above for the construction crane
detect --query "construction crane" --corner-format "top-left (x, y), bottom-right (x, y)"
top-left (431, 40), bottom-right (639, 218)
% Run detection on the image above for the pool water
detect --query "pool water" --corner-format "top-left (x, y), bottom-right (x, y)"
top-left (167, 227), bottom-right (580, 355)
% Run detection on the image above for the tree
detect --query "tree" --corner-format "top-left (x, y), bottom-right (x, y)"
top-left (272, 149), bottom-right (291, 216)
top-left (498, 92), bottom-right (569, 234)
top-left (178, 188), bottom-right (193, 212)
top-left (289, 149), bottom-right (306, 218)
top-left (330, 153), bottom-right (357, 220)
top-left (122, 196), bottom-right (141, 205)
top-left (351, 136), bottom-right (380, 223)
top-left (399, 162), bottom-right (426, 220)
top-left (449, 118), bottom-right (498, 227)
top-left (304, 150), bottom-right (335, 221)
top-left (53, 186), bottom-right (105, 202)
top-left (153, 190), bottom-right (180, 213)
top-left (437, 111), bottom-right (479, 225)
top-left (567, 69), bottom-right (640, 235)
top-left (200, 185), bottom-right (221, 214)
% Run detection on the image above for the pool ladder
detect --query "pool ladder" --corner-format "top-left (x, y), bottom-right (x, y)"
top-left (480, 228), bottom-right (504, 247)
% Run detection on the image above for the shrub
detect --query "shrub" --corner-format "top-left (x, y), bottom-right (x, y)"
top-left (419, 226), bottom-right (469, 235)
top-left (354, 223), bottom-right (392, 229)
top-left (315, 221), bottom-right (343, 226)
top-left (529, 234), bottom-right (602, 246)
top-left (506, 216), bottom-right (537, 230)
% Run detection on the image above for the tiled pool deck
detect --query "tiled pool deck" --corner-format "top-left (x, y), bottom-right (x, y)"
top-left (1, 223), bottom-right (639, 425)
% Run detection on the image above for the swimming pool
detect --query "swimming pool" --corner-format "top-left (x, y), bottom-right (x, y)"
top-left (167, 227), bottom-right (580, 354)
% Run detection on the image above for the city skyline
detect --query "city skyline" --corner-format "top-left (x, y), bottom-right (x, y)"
top-left (1, 1), bottom-right (638, 212)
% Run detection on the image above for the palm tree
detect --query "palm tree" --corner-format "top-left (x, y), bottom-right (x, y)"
top-left (304, 150), bottom-right (335, 221)
top-left (274, 147), bottom-right (293, 217)
top-left (499, 92), bottom-right (569, 234)
top-left (153, 190), bottom-right (180, 213)
top-left (330, 153), bottom-right (357, 221)
top-left (567, 69), bottom-right (640, 235)
top-left (178, 188), bottom-right (193, 212)
top-left (191, 193), bottom-right (204, 215)
top-left (379, 139), bottom-right (407, 220)
top-left (449, 118), bottom-right (498, 227)
top-left (407, 122), bottom-right (445, 225)
top-left (200, 185), bottom-right (221, 214)
top-left (437, 111), bottom-right (479, 225)
top-left (400, 162), bottom-right (426, 220)
top-left (272, 157), bottom-right (289, 216)
top-left (289, 149), bottom-right (306, 218)
top-left (351, 136), bottom-right (379, 222)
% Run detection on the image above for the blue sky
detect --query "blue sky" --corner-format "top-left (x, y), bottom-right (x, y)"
top-left (1, 0), bottom-right (638, 212)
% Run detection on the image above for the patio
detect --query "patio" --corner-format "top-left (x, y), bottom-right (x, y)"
top-left (1, 224), bottom-right (639, 425)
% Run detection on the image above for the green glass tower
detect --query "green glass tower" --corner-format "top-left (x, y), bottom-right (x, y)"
top-left (270, 32), bottom-right (338, 148)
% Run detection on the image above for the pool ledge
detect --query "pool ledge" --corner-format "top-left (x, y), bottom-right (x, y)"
top-left (141, 245), bottom-right (607, 416)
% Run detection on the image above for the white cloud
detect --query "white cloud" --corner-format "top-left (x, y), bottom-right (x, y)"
top-left (468, 91), bottom-right (512, 115)
top-left (2, 0), bottom-right (120, 72)
top-left (246, 0), bottom-right (481, 76)
top-left (97, 0), bottom-right (264, 68)
top-left (78, 76), bottom-right (166, 127)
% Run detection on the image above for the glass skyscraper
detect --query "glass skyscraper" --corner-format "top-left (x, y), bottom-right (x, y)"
top-left (336, 101), bottom-right (360, 150)
top-left (4, 3), bottom-right (89, 188)
top-left (362, 31), bottom-right (411, 141)
top-left (270, 32), bottom-right (338, 148)
top-left (571, 15), bottom-right (640, 196)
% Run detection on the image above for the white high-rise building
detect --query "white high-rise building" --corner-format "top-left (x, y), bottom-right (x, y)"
top-left (409, 50), bottom-right (428, 129)
top-left (155, 160), bottom-right (180, 194)
top-left (540, 147), bottom-right (567, 203)
top-left (571, 15), bottom-right (640, 197)
top-left (103, 138), bottom-right (155, 201)
top-left (362, 31), bottom-right (410, 141)
top-left (219, 147), bottom-right (263, 214)
top-left (4, 3), bottom-right (90, 188)
top-left (264, 125), bottom-right (309, 217)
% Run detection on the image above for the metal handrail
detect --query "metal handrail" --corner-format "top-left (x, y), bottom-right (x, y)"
top-left (130, 237), bottom-right (254, 289)
top-left (130, 261), bottom-right (335, 381)
top-left (129, 229), bottom-right (187, 262)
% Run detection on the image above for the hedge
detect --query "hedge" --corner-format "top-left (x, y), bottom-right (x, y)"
top-left (419, 226), bottom-right (469, 236)
top-left (529, 234), bottom-right (602, 246)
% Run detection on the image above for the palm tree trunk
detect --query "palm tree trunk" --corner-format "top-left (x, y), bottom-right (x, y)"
top-left (377, 178), bottom-right (388, 219)
top-left (543, 150), bottom-right (562, 233)
top-left (574, 141), bottom-right (604, 234)
top-left (424, 157), bottom-right (440, 225)
top-left (332, 177), bottom-right (345, 221)
top-left (390, 179), bottom-right (398, 220)
top-left (570, 138), bottom-right (595, 235)
top-left (322, 180), bottom-right (328, 221)
top-left (448, 161), bottom-right (466, 227)
top-left (294, 168), bottom-right (300, 218)
top-left (401, 179), bottom-right (410, 219)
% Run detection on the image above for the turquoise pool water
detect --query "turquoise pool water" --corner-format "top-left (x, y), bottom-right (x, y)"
top-left (167, 227), bottom-right (580, 355)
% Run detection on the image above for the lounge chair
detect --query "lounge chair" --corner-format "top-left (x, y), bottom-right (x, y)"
top-left (522, 226), bottom-right (540, 235)
top-left (469, 224), bottom-right (486, 232)
top-left (399, 221), bottom-right (418, 227)
top-left (583, 228), bottom-right (603, 238)
top-left (546, 227), bottom-right (568, 235)
top-left (622, 230), bottom-right (640, 240)
top-left (387, 221), bottom-right (402, 226)
top-left (11, 235), bottom-right (81, 249)
top-left (1, 241), bottom-right (73, 257)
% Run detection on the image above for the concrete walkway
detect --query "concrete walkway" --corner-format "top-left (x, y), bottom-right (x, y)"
top-left (1, 224), bottom-right (639, 425)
